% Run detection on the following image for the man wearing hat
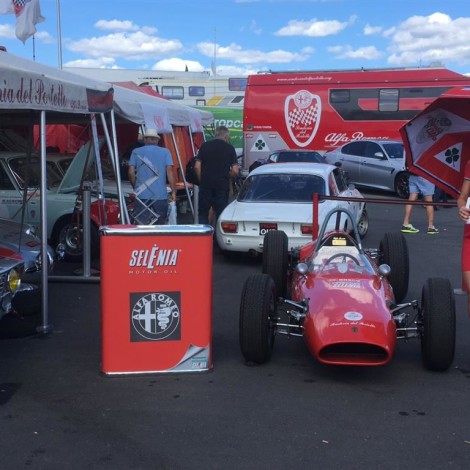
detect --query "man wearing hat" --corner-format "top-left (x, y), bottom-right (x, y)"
top-left (128, 128), bottom-right (176, 224)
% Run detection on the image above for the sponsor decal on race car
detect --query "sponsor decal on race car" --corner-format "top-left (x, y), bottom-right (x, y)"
top-left (330, 280), bottom-right (362, 289)
top-left (344, 311), bottom-right (363, 321)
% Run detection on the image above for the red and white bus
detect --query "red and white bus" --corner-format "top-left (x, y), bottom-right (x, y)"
top-left (243, 67), bottom-right (470, 172)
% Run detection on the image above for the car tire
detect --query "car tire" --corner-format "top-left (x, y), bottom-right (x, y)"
top-left (239, 273), bottom-right (276, 364)
top-left (262, 230), bottom-right (288, 297)
top-left (395, 172), bottom-right (409, 199)
top-left (379, 232), bottom-right (409, 303)
top-left (420, 277), bottom-right (455, 371)
top-left (11, 284), bottom-right (41, 317)
top-left (357, 208), bottom-right (369, 239)
top-left (0, 312), bottom-right (41, 339)
top-left (53, 216), bottom-right (99, 261)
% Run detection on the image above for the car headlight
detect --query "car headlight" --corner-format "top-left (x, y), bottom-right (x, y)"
top-left (8, 269), bottom-right (21, 293)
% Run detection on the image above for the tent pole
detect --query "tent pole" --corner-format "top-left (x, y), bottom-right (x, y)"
top-left (171, 131), bottom-right (194, 217)
top-left (38, 110), bottom-right (52, 334)
top-left (101, 111), bottom-right (130, 224)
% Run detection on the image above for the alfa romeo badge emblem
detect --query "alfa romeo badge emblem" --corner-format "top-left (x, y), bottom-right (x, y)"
top-left (284, 89), bottom-right (321, 147)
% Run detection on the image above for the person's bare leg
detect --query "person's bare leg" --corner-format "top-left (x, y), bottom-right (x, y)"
top-left (463, 271), bottom-right (470, 319)
top-left (403, 193), bottom-right (418, 226)
top-left (424, 195), bottom-right (434, 228)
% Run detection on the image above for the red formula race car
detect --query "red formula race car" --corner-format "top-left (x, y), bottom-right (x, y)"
top-left (239, 208), bottom-right (456, 371)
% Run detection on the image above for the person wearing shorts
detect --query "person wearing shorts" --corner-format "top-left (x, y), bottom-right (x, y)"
top-left (401, 174), bottom-right (439, 234)
top-left (457, 160), bottom-right (470, 316)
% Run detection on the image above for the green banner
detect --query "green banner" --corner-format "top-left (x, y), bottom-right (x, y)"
top-left (195, 106), bottom-right (243, 151)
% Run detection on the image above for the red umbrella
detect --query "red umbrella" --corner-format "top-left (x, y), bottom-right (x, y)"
top-left (400, 87), bottom-right (470, 199)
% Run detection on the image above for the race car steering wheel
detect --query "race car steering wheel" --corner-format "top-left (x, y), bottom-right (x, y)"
top-left (326, 253), bottom-right (360, 266)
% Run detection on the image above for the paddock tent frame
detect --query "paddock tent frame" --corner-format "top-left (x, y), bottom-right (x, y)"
top-left (0, 50), bottom-right (115, 334)
top-left (111, 82), bottom-right (214, 214)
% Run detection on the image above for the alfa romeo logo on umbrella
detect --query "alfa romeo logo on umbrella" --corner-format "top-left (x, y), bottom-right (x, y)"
top-left (284, 90), bottom-right (321, 147)
top-left (130, 291), bottom-right (181, 342)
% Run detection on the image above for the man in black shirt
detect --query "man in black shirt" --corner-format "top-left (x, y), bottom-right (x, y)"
top-left (195, 126), bottom-right (239, 225)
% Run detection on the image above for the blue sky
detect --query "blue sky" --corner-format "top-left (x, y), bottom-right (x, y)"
top-left (0, 0), bottom-right (469, 76)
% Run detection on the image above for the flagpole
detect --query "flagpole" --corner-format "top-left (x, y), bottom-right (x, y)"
top-left (56, 0), bottom-right (62, 68)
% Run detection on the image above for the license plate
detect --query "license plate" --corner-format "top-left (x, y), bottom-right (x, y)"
top-left (259, 223), bottom-right (278, 235)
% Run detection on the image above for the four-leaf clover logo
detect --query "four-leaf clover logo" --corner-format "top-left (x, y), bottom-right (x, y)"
top-left (444, 147), bottom-right (460, 167)
top-left (255, 139), bottom-right (265, 151)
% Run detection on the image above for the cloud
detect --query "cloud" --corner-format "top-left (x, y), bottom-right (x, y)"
top-left (386, 12), bottom-right (470, 66)
top-left (0, 24), bottom-right (16, 39)
top-left (275, 15), bottom-right (356, 37)
top-left (151, 58), bottom-right (206, 72)
top-left (95, 20), bottom-right (139, 32)
top-left (364, 24), bottom-right (382, 36)
top-left (67, 30), bottom-right (183, 61)
top-left (328, 45), bottom-right (383, 61)
top-left (197, 41), bottom-right (310, 64)
top-left (64, 57), bottom-right (118, 68)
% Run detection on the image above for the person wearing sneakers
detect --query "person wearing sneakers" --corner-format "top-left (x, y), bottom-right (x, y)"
top-left (401, 174), bottom-right (439, 235)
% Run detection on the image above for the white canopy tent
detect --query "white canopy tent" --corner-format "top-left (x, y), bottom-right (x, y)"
top-left (0, 50), bottom-right (116, 334)
top-left (111, 83), bottom-right (214, 215)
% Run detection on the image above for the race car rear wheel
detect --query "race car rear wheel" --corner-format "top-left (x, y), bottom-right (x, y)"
top-left (420, 277), bottom-right (456, 371)
top-left (379, 232), bottom-right (409, 303)
top-left (239, 273), bottom-right (276, 364)
top-left (262, 230), bottom-right (288, 297)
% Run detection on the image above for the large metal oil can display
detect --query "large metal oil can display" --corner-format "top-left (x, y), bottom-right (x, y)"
top-left (100, 224), bottom-right (213, 375)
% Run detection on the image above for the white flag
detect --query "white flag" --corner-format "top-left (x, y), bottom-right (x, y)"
top-left (13, 0), bottom-right (45, 43)
top-left (0, 1), bottom-right (14, 15)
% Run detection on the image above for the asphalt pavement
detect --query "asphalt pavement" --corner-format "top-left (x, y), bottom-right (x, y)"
top-left (1, 193), bottom-right (470, 470)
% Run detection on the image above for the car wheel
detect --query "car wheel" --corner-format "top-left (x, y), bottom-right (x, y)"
top-left (11, 284), bottom-right (41, 316)
top-left (0, 312), bottom-right (41, 339)
top-left (420, 277), bottom-right (455, 371)
top-left (239, 273), bottom-right (276, 364)
top-left (262, 230), bottom-right (288, 297)
top-left (395, 172), bottom-right (409, 199)
top-left (357, 208), bottom-right (369, 239)
top-left (379, 232), bottom-right (409, 303)
top-left (53, 217), bottom-right (99, 261)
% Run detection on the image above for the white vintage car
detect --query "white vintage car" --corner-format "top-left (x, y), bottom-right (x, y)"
top-left (216, 162), bottom-right (368, 255)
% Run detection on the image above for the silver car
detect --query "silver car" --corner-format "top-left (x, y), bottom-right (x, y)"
top-left (324, 139), bottom-right (409, 199)
top-left (0, 218), bottom-right (61, 276)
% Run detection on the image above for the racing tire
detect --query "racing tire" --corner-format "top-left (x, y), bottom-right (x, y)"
top-left (395, 172), bottom-right (409, 199)
top-left (262, 230), bottom-right (288, 298)
top-left (420, 277), bottom-right (456, 371)
top-left (379, 232), bottom-right (409, 303)
top-left (357, 208), bottom-right (369, 239)
top-left (239, 273), bottom-right (276, 364)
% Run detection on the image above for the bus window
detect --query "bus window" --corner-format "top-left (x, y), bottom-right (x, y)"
top-left (330, 89), bottom-right (350, 103)
top-left (162, 86), bottom-right (184, 100)
top-left (379, 89), bottom-right (399, 112)
top-left (189, 86), bottom-right (205, 97)
top-left (229, 78), bottom-right (247, 92)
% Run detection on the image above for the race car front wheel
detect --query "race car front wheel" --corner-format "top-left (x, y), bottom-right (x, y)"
top-left (262, 230), bottom-right (288, 297)
top-left (420, 277), bottom-right (456, 371)
top-left (239, 273), bottom-right (276, 364)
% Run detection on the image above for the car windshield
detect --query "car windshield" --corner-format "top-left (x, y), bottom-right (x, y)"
top-left (9, 156), bottom-right (63, 189)
top-left (382, 143), bottom-right (404, 159)
top-left (277, 151), bottom-right (324, 163)
top-left (238, 173), bottom-right (326, 202)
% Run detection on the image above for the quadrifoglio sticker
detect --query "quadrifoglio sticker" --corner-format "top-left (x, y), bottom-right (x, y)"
top-left (130, 291), bottom-right (181, 342)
